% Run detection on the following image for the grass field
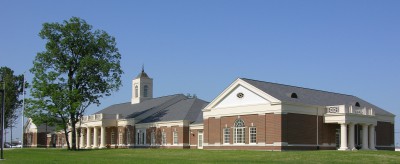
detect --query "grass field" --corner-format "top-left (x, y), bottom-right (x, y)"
top-left (1, 148), bottom-right (399, 164)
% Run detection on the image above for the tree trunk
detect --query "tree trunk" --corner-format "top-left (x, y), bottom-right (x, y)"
top-left (71, 117), bottom-right (77, 150)
top-left (63, 127), bottom-right (70, 150)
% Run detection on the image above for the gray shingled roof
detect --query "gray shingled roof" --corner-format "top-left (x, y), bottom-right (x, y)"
top-left (241, 78), bottom-right (394, 116)
top-left (139, 98), bottom-right (208, 123)
top-left (95, 94), bottom-right (209, 123)
top-left (95, 94), bottom-right (186, 119)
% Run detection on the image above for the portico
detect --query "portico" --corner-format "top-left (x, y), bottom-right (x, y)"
top-left (325, 105), bottom-right (377, 151)
top-left (78, 113), bottom-right (121, 149)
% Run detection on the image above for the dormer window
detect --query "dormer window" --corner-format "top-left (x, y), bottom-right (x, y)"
top-left (355, 102), bottom-right (360, 107)
top-left (290, 93), bottom-right (298, 99)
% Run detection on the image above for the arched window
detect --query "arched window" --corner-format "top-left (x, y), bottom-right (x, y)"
top-left (355, 102), bottom-right (360, 107)
top-left (233, 119), bottom-right (245, 144)
top-left (135, 85), bottom-right (138, 98)
top-left (143, 85), bottom-right (148, 97)
top-left (290, 93), bottom-right (298, 99)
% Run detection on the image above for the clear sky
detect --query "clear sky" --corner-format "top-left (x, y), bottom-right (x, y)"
top-left (0, 0), bottom-right (399, 145)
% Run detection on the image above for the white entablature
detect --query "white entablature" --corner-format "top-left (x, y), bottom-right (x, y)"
top-left (324, 105), bottom-right (378, 125)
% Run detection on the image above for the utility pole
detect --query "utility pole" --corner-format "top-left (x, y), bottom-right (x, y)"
top-left (1, 74), bottom-right (5, 160)
top-left (21, 72), bottom-right (25, 148)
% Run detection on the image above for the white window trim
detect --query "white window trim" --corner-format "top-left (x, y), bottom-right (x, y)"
top-left (111, 131), bottom-right (115, 145)
top-left (119, 133), bottom-right (123, 145)
top-left (161, 132), bottom-right (167, 145)
top-left (173, 131), bottom-right (178, 145)
top-left (223, 128), bottom-right (230, 145)
top-left (151, 131), bottom-right (156, 145)
top-left (233, 127), bottom-right (245, 144)
top-left (126, 129), bottom-right (131, 145)
top-left (249, 127), bottom-right (257, 144)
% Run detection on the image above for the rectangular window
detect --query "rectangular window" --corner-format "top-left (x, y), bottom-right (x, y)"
top-left (119, 133), bottom-right (123, 145)
top-left (136, 132), bottom-right (140, 144)
top-left (127, 130), bottom-right (130, 144)
top-left (162, 132), bottom-right (166, 145)
top-left (249, 127), bottom-right (256, 144)
top-left (223, 128), bottom-right (230, 144)
top-left (151, 132), bottom-right (155, 145)
top-left (111, 132), bottom-right (115, 144)
top-left (173, 131), bottom-right (178, 145)
top-left (234, 128), bottom-right (245, 144)
top-left (142, 133), bottom-right (145, 145)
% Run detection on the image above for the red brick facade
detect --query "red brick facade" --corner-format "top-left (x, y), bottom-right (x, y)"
top-left (203, 113), bottom-right (342, 151)
top-left (376, 121), bottom-right (395, 150)
top-left (25, 114), bottom-right (394, 151)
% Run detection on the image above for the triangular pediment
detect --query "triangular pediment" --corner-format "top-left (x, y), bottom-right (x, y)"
top-left (205, 78), bottom-right (281, 110)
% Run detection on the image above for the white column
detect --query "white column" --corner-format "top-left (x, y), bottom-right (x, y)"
top-left (361, 124), bottom-right (369, 150)
top-left (100, 126), bottom-right (106, 148)
top-left (86, 127), bottom-right (92, 149)
top-left (369, 125), bottom-right (376, 150)
top-left (93, 127), bottom-right (98, 148)
top-left (80, 128), bottom-right (85, 148)
top-left (348, 123), bottom-right (356, 150)
top-left (75, 129), bottom-right (79, 148)
top-left (338, 123), bottom-right (349, 151)
top-left (68, 128), bottom-right (72, 145)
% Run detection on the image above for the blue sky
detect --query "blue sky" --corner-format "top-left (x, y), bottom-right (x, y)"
top-left (1, 1), bottom-right (399, 144)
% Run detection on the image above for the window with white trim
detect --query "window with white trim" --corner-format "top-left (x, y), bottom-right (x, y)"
top-left (162, 131), bottom-right (166, 145)
top-left (136, 130), bottom-right (145, 145)
top-left (151, 131), bottom-right (155, 145)
top-left (142, 132), bottom-right (145, 144)
top-left (173, 131), bottom-right (178, 145)
top-left (119, 133), bottom-right (123, 145)
top-left (249, 127), bottom-right (257, 144)
top-left (223, 128), bottom-right (230, 144)
top-left (233, 119), bottom-right (245, 144)
top-left (126, 129), bottom-right (131, 144)
top-left (111, 131), bottom-right (115, 144)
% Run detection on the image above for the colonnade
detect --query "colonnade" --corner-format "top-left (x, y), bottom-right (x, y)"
top-left (78, 127), bottom-right (106, 149)
top-left (338, 123), bottom-right (376, 151)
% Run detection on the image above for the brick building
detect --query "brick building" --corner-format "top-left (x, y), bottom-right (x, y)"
top-left (24, 69), bottom-right (395, 151)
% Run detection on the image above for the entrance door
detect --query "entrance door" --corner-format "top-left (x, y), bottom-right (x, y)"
top-left (198, 131), bottom-right (203, 149)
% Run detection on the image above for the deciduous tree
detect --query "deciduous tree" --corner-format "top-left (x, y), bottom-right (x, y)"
top-left (0, 67), bottom-right (26, 129)
top-left (26, 17), bottom-right (123, 150)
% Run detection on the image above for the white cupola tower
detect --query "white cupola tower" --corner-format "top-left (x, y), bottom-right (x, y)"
top-left (131, 66), bottom-right (153, 104)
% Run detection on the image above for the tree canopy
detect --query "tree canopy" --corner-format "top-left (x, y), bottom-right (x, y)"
top-left (26, 17), bottom-right (123, 150)
top-left (0, 67), bottom-right (26, 128)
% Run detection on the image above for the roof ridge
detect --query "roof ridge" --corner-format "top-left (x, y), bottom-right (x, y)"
top-left (240, 78), bottom-right (354, 97)
top-left (183, 98), bottom-right (200, 120)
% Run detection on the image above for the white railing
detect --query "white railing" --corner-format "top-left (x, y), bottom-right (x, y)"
top-left (81, 113), bottom-right (120, 122)
top-left (326, 105), bottom-right (375, 116)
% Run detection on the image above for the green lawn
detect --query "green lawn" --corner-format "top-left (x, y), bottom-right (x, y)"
top-left (1, 148), bottom-right (400, 164)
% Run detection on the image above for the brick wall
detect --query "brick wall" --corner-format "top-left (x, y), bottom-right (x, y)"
top-left (266, 114), bottom-right (282, 144)
top-left (285, 113), bottom-right (317, 144)
top-left (189, 129), bottom-right (199, 148)
top-left (376, 121), bottom-right (394, 149)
